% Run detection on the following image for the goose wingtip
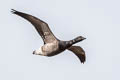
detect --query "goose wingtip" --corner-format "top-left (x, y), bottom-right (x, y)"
top-left (11, 9), bottom-right (17, 14)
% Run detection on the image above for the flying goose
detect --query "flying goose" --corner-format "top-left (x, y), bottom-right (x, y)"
top-left (11, 9), bottom-right (86, 63)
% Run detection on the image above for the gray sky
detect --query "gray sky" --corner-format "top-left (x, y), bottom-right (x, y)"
top-left (0, 0), bottom-right (119, 80)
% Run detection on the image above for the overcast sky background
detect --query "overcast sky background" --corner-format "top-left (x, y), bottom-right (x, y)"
top-left (0, 0), bottom-right (119, 80)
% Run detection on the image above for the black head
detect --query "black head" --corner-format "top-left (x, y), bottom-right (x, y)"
top-left (75, 36), bottom-right (86, 42)
top-left (68, 36), bottom-right (86, 45)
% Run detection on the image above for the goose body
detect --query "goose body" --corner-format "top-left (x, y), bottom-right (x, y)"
top-left (11, 9), bottom-right (86, 63)
top-left (35, 40), bottom-right (59, 56)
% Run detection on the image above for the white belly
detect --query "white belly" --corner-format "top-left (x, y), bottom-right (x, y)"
top-left (42, 41), bottom-right (59, 55)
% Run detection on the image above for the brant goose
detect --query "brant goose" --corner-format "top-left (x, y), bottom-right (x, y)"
top-left (11, 9), bottom-right (86, 63)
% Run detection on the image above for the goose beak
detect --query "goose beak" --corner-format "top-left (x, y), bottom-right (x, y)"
top-left (82, 37), bottom-right (86, 40)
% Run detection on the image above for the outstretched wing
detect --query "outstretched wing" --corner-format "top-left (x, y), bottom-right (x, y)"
top-left (68, 46), bottom-right (86, 63)
top-left (11, 9), bottom-right (57, 44)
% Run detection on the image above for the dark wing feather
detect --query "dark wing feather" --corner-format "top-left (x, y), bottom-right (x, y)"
top-left (11, 9), bottom-right (57, 44)
top-left (68, 46), bottom-right (86, 63)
